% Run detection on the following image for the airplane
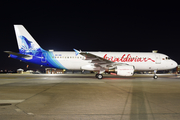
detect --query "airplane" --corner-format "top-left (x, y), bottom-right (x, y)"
top-left (4, 25), bottom-right (178, 79)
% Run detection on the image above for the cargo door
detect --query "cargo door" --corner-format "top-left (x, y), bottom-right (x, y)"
top-left (41, 53), bottom-right (47, 63)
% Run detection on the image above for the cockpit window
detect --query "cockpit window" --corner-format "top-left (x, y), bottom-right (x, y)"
top-left (166, 57), bottom-right (171, 60)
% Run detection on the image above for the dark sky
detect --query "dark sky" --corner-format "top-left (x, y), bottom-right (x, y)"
top-left (0, 1), bottom-right (180, 70)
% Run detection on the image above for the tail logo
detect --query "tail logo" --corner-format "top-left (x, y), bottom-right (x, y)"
top-left (19, 36), bottom-right (42, 56)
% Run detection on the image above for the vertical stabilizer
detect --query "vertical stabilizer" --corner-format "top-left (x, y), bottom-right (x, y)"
top-left (14, 25), bottom-right (44, 56)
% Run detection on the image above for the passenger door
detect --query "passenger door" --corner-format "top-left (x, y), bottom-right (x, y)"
top-left (155, 54), bottom-right (161, 64)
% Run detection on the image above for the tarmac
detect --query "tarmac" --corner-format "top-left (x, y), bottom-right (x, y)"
top-left (0, 73), bottom-right (180, 120)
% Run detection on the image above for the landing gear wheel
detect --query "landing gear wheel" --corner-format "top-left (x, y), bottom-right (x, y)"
top-left (153, 75), bottom-right (158, 79)
top-left (96, 74), bottom-right (103, 79)
top-left (153, 70), bottom-right (158, 79)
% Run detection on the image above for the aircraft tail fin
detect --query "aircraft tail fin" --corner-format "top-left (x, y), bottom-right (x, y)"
top-left (14, 25), bottom-right (44, 56)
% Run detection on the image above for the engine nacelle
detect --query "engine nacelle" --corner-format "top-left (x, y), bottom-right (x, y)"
top-left (116, 65), bottom-right (134, 76)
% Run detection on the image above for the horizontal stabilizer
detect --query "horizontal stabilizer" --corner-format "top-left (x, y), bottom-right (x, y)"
top-left (4, 51), bottom-right (32, 57)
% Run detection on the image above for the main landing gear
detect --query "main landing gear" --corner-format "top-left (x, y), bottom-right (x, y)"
top-left (95, 74), bottom-right (103, 79)
top-left (153, 70), bottom-right (158, 79)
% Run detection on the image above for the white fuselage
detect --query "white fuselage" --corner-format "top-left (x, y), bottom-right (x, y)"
top-left (50, 51), bottom-right (177, 71)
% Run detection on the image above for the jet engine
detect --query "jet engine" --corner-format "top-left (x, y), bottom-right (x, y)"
top-left (116, 65), bottom-right (134, 76)
top-left (107, 65), bottom-right (134, 76)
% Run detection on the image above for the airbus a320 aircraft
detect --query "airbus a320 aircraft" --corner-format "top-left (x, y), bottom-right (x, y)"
top-left (5, 25), bottom-right (178, 79)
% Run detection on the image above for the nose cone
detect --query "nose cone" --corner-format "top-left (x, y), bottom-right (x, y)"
top-left (172, 60), bottom-right (178, 68)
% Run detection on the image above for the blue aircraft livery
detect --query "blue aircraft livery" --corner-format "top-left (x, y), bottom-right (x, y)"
top-left (9, 25), bottom-right (66, 69)
top-left (19, 35), bottom-right (43, 57)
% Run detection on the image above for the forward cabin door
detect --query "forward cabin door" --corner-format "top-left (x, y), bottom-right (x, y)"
top-left (155, 54), bottom-right (161, 64)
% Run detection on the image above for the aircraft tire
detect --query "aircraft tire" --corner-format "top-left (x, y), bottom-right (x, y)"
top-left (95, 74), bottom-right (98, 78)
top-left (153, 75), bottom-right (158, 79)
top-left (96, 74), bottom-right (103, 79)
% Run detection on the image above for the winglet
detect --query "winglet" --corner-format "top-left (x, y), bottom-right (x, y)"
top-left (73, 49), bottom-right (81, 56)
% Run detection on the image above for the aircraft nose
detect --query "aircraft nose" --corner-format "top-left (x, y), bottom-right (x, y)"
top-left (172, 60), bottom-right (178, 68)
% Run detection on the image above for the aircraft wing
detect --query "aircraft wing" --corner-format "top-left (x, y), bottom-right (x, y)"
top-left (80, 52), bottom-right (112, 64)
top-left (74, 49), bottom-right (126, 67)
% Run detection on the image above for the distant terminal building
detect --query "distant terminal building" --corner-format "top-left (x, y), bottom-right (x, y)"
top-left (45, 68), bottom-right (90, 74)
top-left (177, 65), bottom-right (180, 73)
top-left (17, 68), bottom-right (24, 74)
top-left (45, 68), bottom-right (64, 74)
top-left (26, 70), bottom-right (34, 74)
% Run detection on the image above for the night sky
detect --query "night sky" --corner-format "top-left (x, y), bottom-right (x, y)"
top-left (0, 1), bottom-right (180, 71)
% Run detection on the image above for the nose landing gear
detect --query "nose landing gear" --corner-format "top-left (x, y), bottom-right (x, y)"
top-left (153, 75), bottom-right (158, 79)
top-left (153, 70), bottom-right (158, 79)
